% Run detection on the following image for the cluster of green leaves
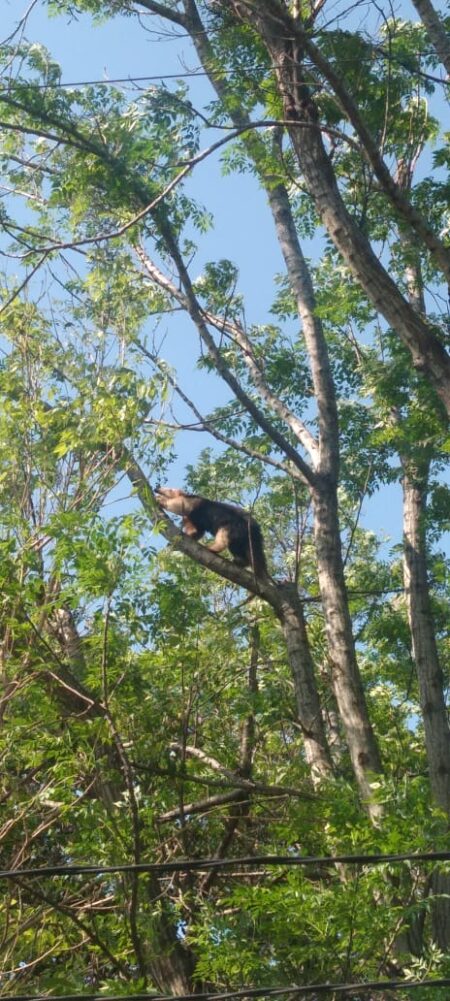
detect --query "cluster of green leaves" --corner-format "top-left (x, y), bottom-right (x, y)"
top-left (0, 1), bottom-right (449, 996)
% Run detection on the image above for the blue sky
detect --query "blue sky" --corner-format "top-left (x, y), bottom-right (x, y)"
top-left (3, 0), bottom-right (449, 552)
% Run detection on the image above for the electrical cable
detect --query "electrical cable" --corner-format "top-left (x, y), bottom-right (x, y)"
top-left (4, 976), bottom-right (450, 1000)
top-left (1, 849), bottom-right (449, 881)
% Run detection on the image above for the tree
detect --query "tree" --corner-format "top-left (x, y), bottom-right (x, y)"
top-left (0, 0), bottom-right (449, 995)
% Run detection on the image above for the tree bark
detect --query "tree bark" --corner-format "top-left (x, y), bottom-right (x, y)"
top-left (225, 0), bottom-right (450, 414)
top-left (266, 183), bottom-right (338, 477)
top-left (410, 0), bottom-right (450, 75)
top-left (137, 125), bottom-right (383, 806)
top-left (402, 461), bottom-right (450, 950)
top-left (267, 182), bottom-right (383, 812)
top-left (402, 462), bottom-right (450, 815)
top-left (394, 172), bottom-right (450, 819)
top-left (284, 78), bottom-right (450, 414)
top-left (273, 583), bottom-right (333, 782)
top-left (391, 188), bottom-right (450, 948)
top-left (311, 479), bottom-right (383, 809)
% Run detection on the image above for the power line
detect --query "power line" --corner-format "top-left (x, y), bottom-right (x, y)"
top-left (1, 850), bottom-right (449, 881)
top-left (3, 856), bottom-right (450, 999)
top-left (4, 51), bottom-right (449, 91)
top-left (4, 977), bottom-right (450, 1000)
top-left (2, 71), bottom-right (209, 89)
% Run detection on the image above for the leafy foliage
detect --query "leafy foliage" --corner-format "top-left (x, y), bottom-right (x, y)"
top-left (0, 1), bottom-right (449, 997)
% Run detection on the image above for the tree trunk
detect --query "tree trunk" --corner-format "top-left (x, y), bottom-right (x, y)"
top-left (402, 463), bottom-right (450, 815)
top-left (227, 1), bottom-right (450, 413)
top-left (127, 456), bottom-right (332, 783)
top-left (266, 182), bottom-right (338, 475)
top-left (265, 582), bottom-right (333, 783)
top-left (267, 181), bottom-right (383, 812)
top-left (311, 479), bottom-right (383, 813)
top-left (130, 5), bottom-right (380, 810)
top-left (402, 461), bottom-right (450, 950)
top-left (411, 0), bottom-right (450, 75)
top-left (144, 909), bottom-right (199, 996)
top-left (285, 99), bottom-right (450, 413)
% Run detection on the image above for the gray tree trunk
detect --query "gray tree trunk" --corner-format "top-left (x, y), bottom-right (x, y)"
top-left (312, 479), bottom-right (383, 810)
top-left (274, 583), bottom-right (333, 782)
top-left (127, 457), bottom-right (333, 784)
top-left (402, 463), bottom-right (450, 815)
top-left (411, 0), bottom-right (450, 75)
top-left (267, 183), bottom-right (383, 814)
top-left (226, 0), bottom-right (450, 414)
top-left (402, 461), bottom-right (450, 950)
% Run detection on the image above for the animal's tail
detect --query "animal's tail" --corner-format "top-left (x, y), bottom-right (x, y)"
top-left (249, 520), bottom-right (267, 577)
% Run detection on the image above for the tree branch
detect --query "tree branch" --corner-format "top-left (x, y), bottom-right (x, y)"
top-left (302, 32), bottom-right (450, 281)
top-left (158, 789), bottom-right (247, 822)
top-left (135, 246), bottom-right (315, 484)
top-left (136, 338), bottom-right (300, 478)
top-left (167, 742), bottom-right (314, 798)
top-left (135, 0), bottom-right (187, 27)
top-left (123, 448), bottom-right (273, 592)
top-left (206, 310), bottom-right (319, 462)
top-left (410, 0), bottom-right (450, 76)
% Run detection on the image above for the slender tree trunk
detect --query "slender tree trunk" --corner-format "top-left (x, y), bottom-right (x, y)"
top-left (266, 183), bottom-right (339, 469)
top-left (131, 5), bottom-right (380, 807)
top-left (127, 456), bottom-right (332, 783)
top-left (402, 460), bottom-right (450, 950)
top-left (226, 1), bottom-right (450, 413)
top-left (267, 182), bottom-right (383, 811)
top-left (389, 197), bottom-right (450, 949)
top-left (410, 0), bottom-right (450, 75)
top-left (397, 242), bottom-right (450, 817)
top-left (274, 583), bottom-right (333, 783)
top-left (139, 191), bottom-right (381, 806)
top-left (402, 462), bottom-right (450, 814)
top-left (311, 479), bottom-right (383, 811)
top-left (284, 89), bottom-right (450, 413)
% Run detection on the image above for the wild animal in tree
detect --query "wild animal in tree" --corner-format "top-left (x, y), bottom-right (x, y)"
top-left (155, 487), bottom-right (267, 577)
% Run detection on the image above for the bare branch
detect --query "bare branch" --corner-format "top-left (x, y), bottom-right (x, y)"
top-left (206, 310), bottom-right (320, 463)
top-left (168, 743), bottom-right (314, 798)
top-left (136, 338), bottom-right (301, 478)
top-left (410, 0), bottom-right (450, 76)
top-left (158, 790), bottom-right (246, 822)
top-left (134, 0), bottom-right (187, 27)
top-left (0, 253), bottom-right (50, 316)
top-left (135, 247), bottom-right (315, 484)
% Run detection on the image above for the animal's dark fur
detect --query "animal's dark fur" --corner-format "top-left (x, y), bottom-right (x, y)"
top-left (155, 487), bottom-right (267, 577)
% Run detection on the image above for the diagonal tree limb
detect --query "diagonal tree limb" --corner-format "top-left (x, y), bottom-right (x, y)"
top-left (410, 0), bottom-right (450, 76)
top-left (135, 338), bottom-right (303, 479)
top-left (220, 0), bottom-right (450, 414)
top-left (135, 246), bottom-right (316, 483)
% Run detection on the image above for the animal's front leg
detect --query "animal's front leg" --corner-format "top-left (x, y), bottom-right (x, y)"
top-left (182, 516), bottom-right (202, 540)
top-left (207, 527), bottom-right (230, 554)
